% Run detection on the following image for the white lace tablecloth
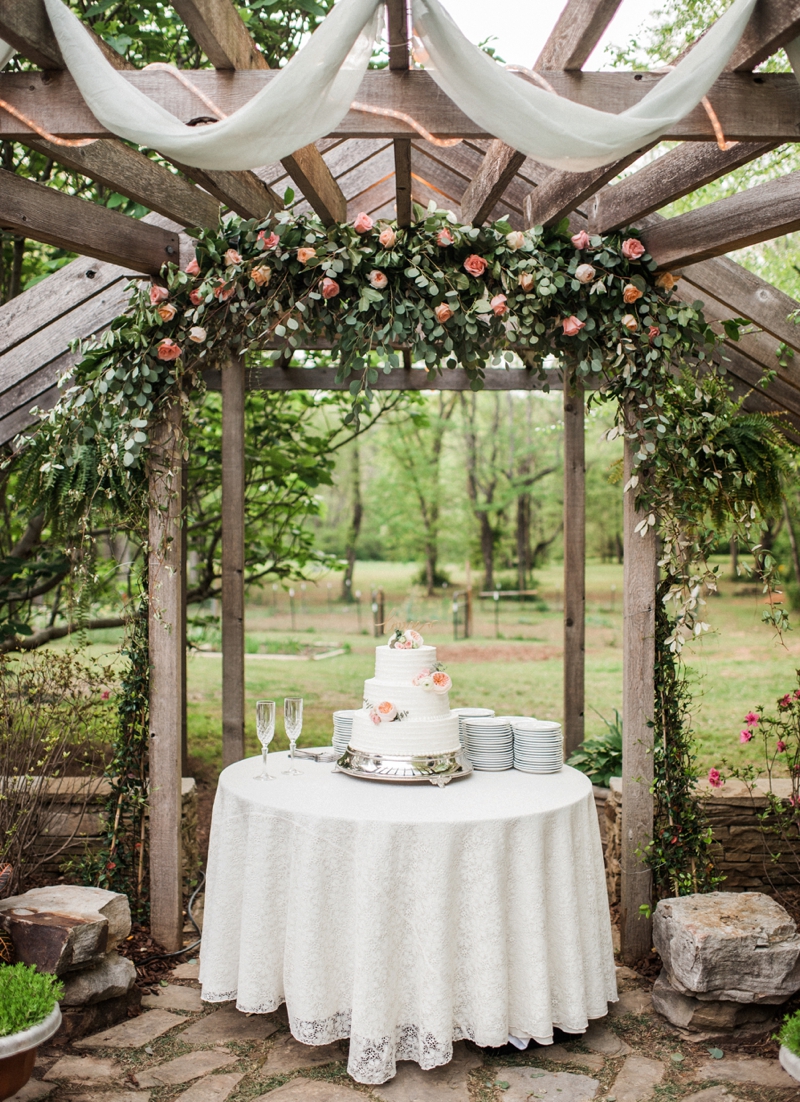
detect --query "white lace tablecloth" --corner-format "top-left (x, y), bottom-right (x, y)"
top-left (200, 752), bottom-right (617, 1084)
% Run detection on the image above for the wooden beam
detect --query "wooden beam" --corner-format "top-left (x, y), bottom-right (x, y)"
top-left (0, 168), bottom-right (181, 274)
top-left (387, 0), bottom-right (412, 227)
top-left (148, 397), bottom-right (185, 952)
top-left (620, 432), bottom-right (655, 966)
top-left (460, 142), bottom-right (527, 227)
top-left (524, 148), bottom-right (650, 229)
top-left (641, 170), bottom-right (800, 270)
top-left (171, 0), bottom-right (346, 224)
top-left (0, 0), bottom-right (130, 70)
top-left (171, 161), bottom-right (279, 221)
top-left (563, 370), bottom-right (585, 760)
top-left (221, 353), bottom-right (246, 768)
top-left (394, 139), bottom-right (412, 227)
top-left (718, 0), bottom-right (800, 71)
top-left (589, 141), bottom-right (777, 233)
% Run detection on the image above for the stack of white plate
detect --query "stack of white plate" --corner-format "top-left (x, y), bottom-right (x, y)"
top-left (452, 707), bottom-right (495, 747)
top-left (462, 716), bottom-right (513, 771)
top-left (511, 718), bottom-right (563, 774)
top-left (333, 709), bottom-right (356, 757)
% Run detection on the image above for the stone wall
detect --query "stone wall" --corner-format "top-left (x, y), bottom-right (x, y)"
top-left (602, 776), bottom-right (800, 904)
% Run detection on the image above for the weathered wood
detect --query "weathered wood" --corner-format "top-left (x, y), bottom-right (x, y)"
top-left (524, 148), bottom-right (649, 229)
top-left (148, 398), bottom-right (185, 952)
top-left (642, 171), bottom-right (800, 270)
top-left (562, 371), bottom-right (585, 760)
top-left (720, 0), bottom-right (800, 71)
top-left (394, 139), bottom-right (412, 227)
top-left (0, 168), bottom-right (181, 274)
top-left (282, 144), bottom-right (347, 224)
top-left (589, 141), bottom-right (778, 233)
top-left (221, 353), bottom-right (246, 768)
top-left (387, 0), bottom-right (412, 225)
top-left (172, 162), bottom-right (280, 220)
top-left (4, 70), bottom-right (800, 142)
top-left (0, 0), bottom-right (129, 70)
top-left (0, 384), bottom-right (60, 448)
top-left (536, 0), bottom-right (624, 69)
top-left (460, 142), bottom-right (526, 227)
top-left (621, 433), bottom-right (656, 966)
top-left (205, 366), bottom-right (567, 391)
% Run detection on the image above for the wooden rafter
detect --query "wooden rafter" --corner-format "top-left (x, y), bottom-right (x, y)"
top-left (387, 0), bottom-right (412, 227)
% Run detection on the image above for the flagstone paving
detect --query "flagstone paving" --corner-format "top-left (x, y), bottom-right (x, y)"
top-left (44, 1056), bottom-right (123, 1083)
top-left (372, 1042), bottom-right (481, 1101)
top-left (262, 1033), bottom-right (345, 1075)
top-left (173, 1072), bottom-right (244, 1102)
top-left (610, 1055), bottom-right (665, 1102)
top-left (493, 1066), bottom-right (601, 1101)
top-left (179, 1004), bottom-right (280, 1043)
top-left (254, 1080), bottom-right (365, 1100)
top-left (135, 1051), bottom-right (237, 1087)
top-left (74, 1010), bottom-right (185, 1049)
top-left (694, 1055), bottom-right (796, 1088)
top-left (141, 984), bottom-right (204, 1012)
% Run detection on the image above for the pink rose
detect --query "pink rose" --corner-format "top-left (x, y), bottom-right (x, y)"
top-left (506, 230), bottom-right (525, 251)
top-left (353, 212), bottom-right (374, 233)
top-left (188, 326), bottom-right (207, 343)
top-left (189, 289), bottom-right (203, 306)
top-left (258, 230), bottom-right (280, 249)
top-left (434, 303), bottom-right (453, 324)
top-left (379, 227), bottom-right (397, 248)
top-left (224, 248), bottom-right (242, 267)
top-left (370, 711), bottom-right (382, 725)
top-left (518, 272), bottom-right (534, 293)
top-left (621, 237), bottom-right (646, 261)
top-left (368, 270), bottom-right (388, 290)
top-left (214, 281), bottom-right (235, 301)
top-left (437, 228), bottom-right (454, 247)
top-left (157, 338), bottom-right (181, 361)
top-left (745, 712), bottom-right (759, 727)
top-left (562, 315), bottom-right (585, 337)
top-left (251, 265), bottom-right (272, 287)
top-left (150, 284), bottom-right (169, 305)
top-left (185, 257), bottom-right (200, 276)
top-left (377, 700), bottom-right (398, 722)
top-left (321, 277), bottom-right (340, 299)
top-left (490, 293), bottom-right (507, 317)
top-left (157, 303), bottom-right (176, 322)
top-left (777, 740), bottom-right (788, 753)
top-left (648, 325), bottom-right (660, 342)
top-left (571, 230), bottom-right (591, 250)
top-left (575, 264), bottom-right (595, 284)
top-left (297, 247), bottom-right (317, 264)
top-left (405, 629), bottom-right (423, 647)
top-left (431, 671), bottom-right (452, 694)
top-left (463, 254), bottom-right (487, 278)
top-left (740, 729), bottom-right (753, 743)
top-left (395, 639), bottom-right (412, 650)
top-left (621, 313), bottom-right (638, 332)
top-left (413, 668), bottom-right (431, 684)
top-left (708, 768), bottom-right (723, 788)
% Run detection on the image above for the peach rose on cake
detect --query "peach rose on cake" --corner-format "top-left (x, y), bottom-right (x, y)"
top-left (379, 227), bottom-right (397, 248)
top-left (376, 701), bottom-right (398, 722)
top-left (353, 212), bottom-right (374, 233)
top-left (562, 315), bottom-right (585, 336)
top-left (463, 254), bottom-right (487, 278)
top-left (571, 230), bottom-right (591, 250)
top-left (434, 303), bottom-right (454, 324)
top-left (431, 671), bottom-right (452, 694)
top-left (621, 237), bottom-right (646, 261)
top-left (157, 303), bottom-right (176, 322)
top-left (149, 285), bottom-right (169, 305)
top-left (412, 668), bottom-right (431, 686)
top-left (368, 270), bottom-right (388, 290)
top-left (404, 629), bottom-right (423, 647)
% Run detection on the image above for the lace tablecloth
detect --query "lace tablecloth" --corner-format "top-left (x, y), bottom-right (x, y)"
top-left (200, 752), bottom-right (617, 1084)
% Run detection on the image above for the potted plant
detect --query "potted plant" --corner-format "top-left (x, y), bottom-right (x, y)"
top-left (778, 1008), bottom-right (800, 1082)
top-left (0, 964), bottom-right (63, 1101)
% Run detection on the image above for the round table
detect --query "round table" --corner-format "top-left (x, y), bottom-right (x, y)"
top-left (200, 752), bottom-right (617, 1085)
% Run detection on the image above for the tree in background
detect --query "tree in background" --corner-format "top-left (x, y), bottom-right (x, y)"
top-left (341, 440), bottom-right (362, 601)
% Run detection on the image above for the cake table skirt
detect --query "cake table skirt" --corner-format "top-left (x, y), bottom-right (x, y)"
top-left (200, 752), bottom-right (617, 1084)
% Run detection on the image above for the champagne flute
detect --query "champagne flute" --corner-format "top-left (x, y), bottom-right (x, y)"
top-left (255, 700), bottom-right (276, 780)
top-left (283, 697), bottom-right (304, 775)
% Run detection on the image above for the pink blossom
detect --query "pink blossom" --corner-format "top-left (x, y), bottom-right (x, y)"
top-left (778, 740), bottom-right (788, 753)
top-left (434, 303), bottom-right (454, 324)
top-left (405, 629), bottom-right (423, 647)
top-left (745, 712), bottom-right (759, 727)
top-left (101, 690), bottom-right (110, 700)
top-left (562, 315), bottom-right (585, 337)
top-left (708, 768), bottom-right (723, 788)
top-left (621, 237), bottom-right (646, 261)
top-left (368, 270), bottom-right (388, 290)
top-left (156, 338), bottom-right (181, 361)
top-left (149, 284), bottom-right (169, 305)
top-left (376, 700), bottom-right (398, 722)
top-left (463, 254), bottom-right (487, 278)
top-left (490, 293), bottom-right (508, 317)
top-left (189, 289), bottom-right (203, 306)
top-left (648, 325), bottom-right (660, 342)
top-left (321, 277), bottom-right (340, 299)
top-left (370, 711), bottom-right (382, 725)
top-left (740, 729), bottom-right (753, 743)
top-left (214, 281), bottom-right (235, 302)
top-left (395, 639), bottom-right (412, 650)
top-left (794, 689), bottom-right (800, 699)
top-left (437, 228), bottom-right (455, 247)
top-left (185, 257), bottom-right (200, 276)
top-left (258, 230), bottom-right (280, 249)
top-left (353, 211), bottom-right (374, 233)
top-left (780, 694), bottom-right (793, 709)
top-left (297, 247), bottom-right (316, 265)
top-left (790, 795), bottom-right (800, 808)
top-left (431, 671), bottom-right (452, 694)
top-left (224, 248), bottom-right (242, 267)
top-left (379, 227), bottom-right (397, 248)
top-left (571, 230), bottom-right (591, 250)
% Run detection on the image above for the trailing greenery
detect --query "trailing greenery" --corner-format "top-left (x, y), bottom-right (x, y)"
top-left (567, 710), bottom-right (623, 788)
top-left (0, 964), bottom-right (63, 1037)
top-left (779, 1008), bottom-right (800, 1058)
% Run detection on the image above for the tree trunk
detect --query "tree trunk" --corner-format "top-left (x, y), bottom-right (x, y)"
top-left (783, 498), bottom-right (800, 586)
top-left (342, 442), bottom-right (362, 601)
top-left (516, 489), bottom-right (531, 591)
top-left (730, 534), bottom-right (738, 578)
top-left (479, 514), bottom-right (495, 591)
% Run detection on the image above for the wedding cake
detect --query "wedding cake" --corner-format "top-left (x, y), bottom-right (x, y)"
top-left (347, 629), bottom-right (461, 759)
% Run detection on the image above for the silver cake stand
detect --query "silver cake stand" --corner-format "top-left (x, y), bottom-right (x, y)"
top-left (335, 746), bottom-right (473, 787)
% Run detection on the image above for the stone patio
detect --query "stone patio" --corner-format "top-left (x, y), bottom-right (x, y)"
top-left (16, 962), bottom-right (800, 1102)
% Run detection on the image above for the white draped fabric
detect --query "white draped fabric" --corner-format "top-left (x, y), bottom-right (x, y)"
top-left (200, 753), bottom-right (617, 1085)
top-left (0, 39), bottom-right (15, 70)
top-left (39, 0), bottom-right (790, 177)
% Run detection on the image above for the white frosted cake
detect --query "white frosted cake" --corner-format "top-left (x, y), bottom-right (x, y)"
top-left (349, 630), bottom-right (460, 758)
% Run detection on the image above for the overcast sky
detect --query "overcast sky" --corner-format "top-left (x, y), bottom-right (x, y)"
top-left (436, 0), bottom-right (661, 69)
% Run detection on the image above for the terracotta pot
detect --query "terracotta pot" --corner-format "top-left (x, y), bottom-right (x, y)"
top-left (0, 1005), bottom-right (62, 1102)
top-left (780, 1044), bottom-right (800, 1083)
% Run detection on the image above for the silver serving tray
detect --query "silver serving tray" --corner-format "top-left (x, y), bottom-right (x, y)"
top-left (335, 746), bottom-right (473, 787)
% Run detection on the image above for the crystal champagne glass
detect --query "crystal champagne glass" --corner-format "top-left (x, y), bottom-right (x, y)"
top-left (283, 697), bottom-right (304, 775)
top-left (255, 700), bottom-right (276, 780)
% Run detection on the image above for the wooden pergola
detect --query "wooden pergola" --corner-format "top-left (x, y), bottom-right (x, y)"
top-left (3, 0), bottom-right (800, 966)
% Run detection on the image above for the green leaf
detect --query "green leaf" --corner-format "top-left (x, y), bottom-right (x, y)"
top-left (708, 1048), bottom-right (724, 1060)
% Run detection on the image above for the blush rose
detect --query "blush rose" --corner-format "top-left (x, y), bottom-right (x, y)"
top-left (575, 264), bottom-right (595, 284)
top-left (571, 230), bottom-right (591, 250)
top-left (321, 277), bottom-right (340, 299)
top-left (368, 270), bottom-right (388, 290)
top-left (621, 237), bottom-right (646, 261)
top-left (157, 339), bottom-right (181, 361)
top-left (149, 285), bottom-right (169, 305)
top-left (490, 294), bottom-right (507, 317)
top-left (353, 212), bottom-right (374, 233)
top-left (436, 228), bottom-right (454, 247)
top-left (434, 303), bottom-right (454, 324)
top-left (562, 315), bottom-right (585, 336)
top-left (463, 254), bottom-right (487, 277)
top-left (379, 227), bottom-right (397, 248)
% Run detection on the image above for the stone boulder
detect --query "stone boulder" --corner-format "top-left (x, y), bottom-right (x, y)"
top-left (61, 952), bottom-right (136, 1006)
top-left (0, 886), bottom-right (130, 974)
top-left (653, 892), bottom-right (800, 1003)
top-left (651, 970), bottom-right (777, 1032)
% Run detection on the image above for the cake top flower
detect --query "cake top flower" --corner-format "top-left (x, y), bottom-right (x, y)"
top-left (388, 627), bottom-right (423, 649)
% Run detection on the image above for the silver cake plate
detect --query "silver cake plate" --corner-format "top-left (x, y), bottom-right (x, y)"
top-left (335, 746), bottom-right (473, 787)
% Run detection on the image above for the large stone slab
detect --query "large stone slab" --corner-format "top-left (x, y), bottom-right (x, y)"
top-left (0, 887), bottom-right (130, 975)
top-left (141, 984), bottom-right (203, 1012)
top-left (610, 1056), bottom-right (665, 1102)
top-left (172, 959), bottom-right (200, 980)
top-left (180, 1005), bottom-right (279, 1044)
top-left (7, 1081), bottom-right (55, 1102)
top-left (682, 1089), bottom-right (736, 1102)
top-left (541, 1047), bottom-right (604, 1073)
top-left (653, 892), bottom-right (800, 1003)
top-left (165, 1072), bottom-right (243, 1102)
top-left (373, 1042), bottom-right (481, 1101)
top-left (68, 1093), bottom-right (150, 1102)
top-left (75, 1009), bottom-right (184, 1049)
top-left (44, 1055), bottom-right (123, 1083)
top-left (651, 970), bottom-right (776, 1033)
top-left (608, 990), bottom-right (652, 1017)
top-left (695, 1055), bottom-right (796, 1088)
top-left (254, 1080), bottom-right (368, 1100)
top-left (62, 954), bottom-right (136, 1007)
top-left (263, 1033), bottom-right (343, 1075)
top-left (581, 1022), bottom-right (631, 1056)
top-left (56, 988), bottom-right (142, 1045)
top-left (492, 1067), bottom-right (599, 1102)
top-left (136, 1051), bottom-right (237, 1087)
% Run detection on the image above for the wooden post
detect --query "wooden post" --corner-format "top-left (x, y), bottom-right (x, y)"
top-left (563, 371), bottom-right (585, 759)
top-left (620, 433), bottom-right (656, 965)
top-left (180, 456), bottom-right (188, 777)
top-left (222, 353), bottom-right (246, 768)
top-left (148, 398), bottom-right (185, 952)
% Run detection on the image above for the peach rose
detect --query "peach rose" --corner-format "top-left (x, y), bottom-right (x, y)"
top-left (623, 284), bottom-right (643, 303)
top-left (185, 257), bottom-right (200, 276)
top-left (149, 284), bottom-right (169, 305)
top-left (258, 230), bottom-right (280, 249)
top-left (648, 325), bottom-right (660, 342)
top-left (464, 254), bottom-right (487, 278)
top-left (437, 228), bottom-right (455, 247)
top-left (157, 302), bottom-right (176, 322)
top-left (224, 248), bottom-right (242, 267)
top-left (621, 313), bottom-right (638, 331)
top-left (621, 237), bottom-right (646, 260)
top-left (188, 326), bottom-right (207, 343)
top-left (214, 281), bottom-right (235, 301)
top-left (376, 700), bottom-right (398, 722)
top-left (431, 671), bottom-right (452, 694)
top-left (518, 272), bottom-right (535, 293)
top-left (379, 227), bottom-right (397, 248)
top-left (189, 289), bottom-right (203, 306)
top-left (575, 264), bottom-right (596, 284)
top-left (321, 277), bottom-right (340, 299)
top-left (157, 338), bottom-right (181, 361)
top-left (353, 212), bottom-right (374, 233)
top-left (506, 230), bottom-right (525, 251)
top-left (297, 247), bottom-right (317, 265)
top-left (571, 230), bottom-right (591, 250)
top-left (490, 293), bottom-right (508, 317)
top-left (434, 303), bottom-right (454, 324)
top-left (251, 265), bottom-right (272, 287)
top-left (562, 315), bottom-right (585, 337)
top-left (655, 271), bottom-right (678, 291)
top-left (368, 270), bottom-right (388, 290)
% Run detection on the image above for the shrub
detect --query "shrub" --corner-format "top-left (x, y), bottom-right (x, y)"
top-left (0, 964), bottom-right (63, 1037)
top-left (779, 1008), bottom-right (800, 1057)
top-left (567, 709), bottom-right (623, 788)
